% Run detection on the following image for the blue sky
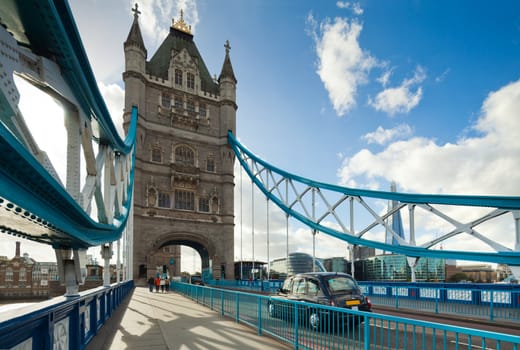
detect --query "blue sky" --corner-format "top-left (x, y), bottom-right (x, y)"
top-left (3, 1), bottom-right (520, 272)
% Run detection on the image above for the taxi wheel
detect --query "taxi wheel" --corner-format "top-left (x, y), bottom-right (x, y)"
top-left (308, 310), bottom-right (320, 330)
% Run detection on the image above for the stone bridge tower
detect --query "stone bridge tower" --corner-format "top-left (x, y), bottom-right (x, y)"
top-left (123, 7), bottom-right (236, 281)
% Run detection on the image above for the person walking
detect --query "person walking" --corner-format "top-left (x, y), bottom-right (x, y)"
top-left (160, 277), bottom-right (165, 293)
top-left (154, 275), bottom-right (161, 293)
top-left (147, 276), bottom-right (154, 292)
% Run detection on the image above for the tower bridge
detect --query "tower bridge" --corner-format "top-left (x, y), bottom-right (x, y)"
top-left (0, 1), bottom-right (520, 349)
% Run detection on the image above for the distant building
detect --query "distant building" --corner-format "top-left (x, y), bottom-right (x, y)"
top-left (234, 260), bottom-right (266, 280)
top-left (0, 242), bottom-right (122, 300)
top-left (353, 246), bottom-right (375, 261)
top-left (0, 242), bottom-right (54, 300)
top-left (459, 264), bottom-right (495, 283)
top-left (269, 252), bottom-right (326, 278)
top-left (361, 254), bottom-right (445, 282)
top-left (323, 257), bottom-right (350, 274)
top-left (496, 264), bottom-right (513, 282)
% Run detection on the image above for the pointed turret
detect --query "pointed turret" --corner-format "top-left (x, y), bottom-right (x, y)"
top-left (124, 3), bottom-right (147, 73)
top-left (218, 40), bottom-right (237, 136)
top-left (124, 3), bottom-right (147, 54)
top-left (123, 3), bottom-right (147, 128)
top-left (218, 40), bottom-right (237, 84)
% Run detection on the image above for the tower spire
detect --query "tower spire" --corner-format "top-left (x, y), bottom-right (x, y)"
top-left (219, 40), bottom-right (236, 83)
top-left (125, 3), bottom-right (147, 56)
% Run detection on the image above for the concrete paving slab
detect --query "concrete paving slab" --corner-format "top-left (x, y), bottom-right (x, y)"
top-left (87, 287), bottom-right (290, 350)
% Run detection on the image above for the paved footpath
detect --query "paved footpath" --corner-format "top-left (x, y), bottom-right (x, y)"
top-left (87, 286), bottom-right (290, 350)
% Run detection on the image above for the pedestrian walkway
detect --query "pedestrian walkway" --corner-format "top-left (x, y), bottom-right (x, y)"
top-left (87, 286), bottom-right (290, 350)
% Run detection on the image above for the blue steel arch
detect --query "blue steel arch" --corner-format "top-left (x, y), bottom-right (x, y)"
top-left (1, 0), bottom-right (130, 151)
top-left (228, 131), bottom-right (520, 265)
top-left (0, 106), bottom-right (137, 248)
top-left (0, 0), bottom-right (138, 249)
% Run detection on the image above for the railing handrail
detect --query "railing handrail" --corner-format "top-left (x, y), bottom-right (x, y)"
top-left (0, 281), bottom-right (134, 349)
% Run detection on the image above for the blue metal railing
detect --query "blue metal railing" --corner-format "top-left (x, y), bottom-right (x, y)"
top-left (360, 281), bottom-right (520, 322)
top-left (205, 279), bottom-right (520, 322)
top-left (173, 282), bottom-right (520, 350)
top-left (0, 281), bottom-right (134, 350)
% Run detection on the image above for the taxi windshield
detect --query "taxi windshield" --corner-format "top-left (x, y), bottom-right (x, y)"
top-left (326, 276), bottom-right (358, 294)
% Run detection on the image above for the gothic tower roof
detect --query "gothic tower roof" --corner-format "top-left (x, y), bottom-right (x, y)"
top-left (218, 40), bottom-right (237, 84)
top-left (124, 4), bottom-right (147, 56)
top-left (146, 14), bottom-right (219, 95)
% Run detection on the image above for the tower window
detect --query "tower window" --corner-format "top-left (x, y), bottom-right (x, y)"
top-left (206, 157), bottom-right (215, 172)
top-left (175, 146), bottom-right (194, 166)
top-left (187, 99), bottom-right (195, 113)
top-left (158, 192), bottom-right (171, 208)
top-left (174, 96), bottom-right (183, 109)
top-left (199, 197), bottom-right (210, 212)
top-left (161, 94), bottom-right (171, 108)
top-left (199, 103), bottom-right (207, 117)
top-left (151, 148), bottom-right (162, 163)
top-left (175, 190), bottom-right (194, 210)
top-left (175, 69), bottom-right (183, 86)
top-left (187, 73), bottom-right (195, 89)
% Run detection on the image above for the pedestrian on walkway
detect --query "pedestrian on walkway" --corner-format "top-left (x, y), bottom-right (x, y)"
top-left (154, 275), bottom-right (160, 292)
top-left (160, 277), bottom-right (165, 292)
top-left (147, 276), bottom-right (154, 292)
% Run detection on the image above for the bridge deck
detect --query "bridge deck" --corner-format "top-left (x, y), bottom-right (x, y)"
top-left (87, 286), bottom-right (290, 350)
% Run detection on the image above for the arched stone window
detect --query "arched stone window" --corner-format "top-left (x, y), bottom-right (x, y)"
top-left (187, 72), bottom-right (195, 89)
top-left (186, 99), bottom-right (195, 113)
top-left (175, 145), bottom-right (194, 166)
top-left (174, 95), bottom-right (183, 109)
top-left (174, 190), bottom-right (194, 210)
top-left (161, 93), bottom-right (171, 108)
top-left (199, 102), bottom-right (207, 117)
top-left (199, 197), bottom-right (210, 212)
top-left (206, 155), bottom-right (215, 172)
top-left (175, 69), bottom-right (183, 86)
top-left (158, 192), bottom-right (171, 208)
top-left (151, 147), bottom-right (162, 163)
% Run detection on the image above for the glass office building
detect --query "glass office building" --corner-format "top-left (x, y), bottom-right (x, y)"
top-left (323, 257), bottom-right (350, 274)
top-left (363, 254), bottom-right (445, 281)
top-left (270, 252), bottom-right (326, 278)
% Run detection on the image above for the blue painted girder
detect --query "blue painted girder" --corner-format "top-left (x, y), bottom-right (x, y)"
top-left (228, 131), bottom-right (520, 265)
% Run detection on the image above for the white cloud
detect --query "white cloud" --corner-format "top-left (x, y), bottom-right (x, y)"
top-left (98, 82), bottom-right (125, 138)
top-left (369, 66), bottom-right (426, 115)
top-left (336, 1), bottom-right (364, 15)
top-left (337, 79), bottom-right (520, 252)
top-left (435, 68), bottom-right (450, 83)
top-left (132, 0), bottom-right (199, 48)
top-left (362, 124), bottom-right (413, 145)
top-left (0, 238), bottom-right (55, 262)
top-left (351, 3), bottom-right (364, 15)
top-left (308, 15), bottom-right (377, 116)
top-left (377, 68), bottom-right (393, 87)
top-left (16, 76), bottom-right (67, 183)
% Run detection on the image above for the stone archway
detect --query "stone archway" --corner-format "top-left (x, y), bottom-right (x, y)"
top-left (134, 222), bottom-right (234, 282)
top-left (148, 232), bottom-right (215, 277)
